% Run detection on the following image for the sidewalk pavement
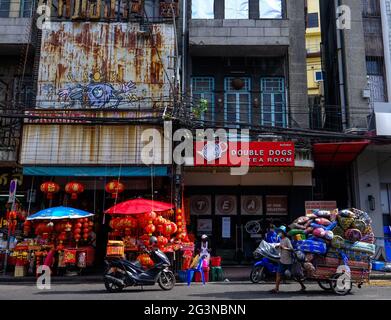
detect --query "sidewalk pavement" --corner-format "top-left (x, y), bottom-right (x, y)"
top-left (0, 266), bottom-right (390, 283)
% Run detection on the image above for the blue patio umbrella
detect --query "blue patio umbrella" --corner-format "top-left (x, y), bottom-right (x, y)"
top-left (27, 206), bottom-right (94, 221)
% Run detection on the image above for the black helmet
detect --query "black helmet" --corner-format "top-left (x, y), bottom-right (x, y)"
top-left (149, 236), bottom-right (158, 245)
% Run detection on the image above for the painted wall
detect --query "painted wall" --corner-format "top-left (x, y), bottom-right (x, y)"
top-left (355, 148), bottom-right (388, 238)
top-left (37, 22), bottom-right (175, 110)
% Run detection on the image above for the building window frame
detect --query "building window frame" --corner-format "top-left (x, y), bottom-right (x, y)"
top-left (191, 77), bottom-right (215, 123)
top-left (260, 77), bottom-right (287, 128)
top-left (224, 77), bottom-right (251, 126)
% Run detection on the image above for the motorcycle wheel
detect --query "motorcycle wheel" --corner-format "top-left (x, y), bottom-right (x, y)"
top-left (158, 270), bottom-right (176, 291)
top-left (104, 272), bottom-right (125, 293)
top-left (250, 266), bottom-right (265, 284)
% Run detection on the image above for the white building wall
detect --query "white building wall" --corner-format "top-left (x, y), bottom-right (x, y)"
top-left (355, 149), bottom-right (384, 239)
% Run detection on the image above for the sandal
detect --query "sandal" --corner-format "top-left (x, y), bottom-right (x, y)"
top-left (270, 289), bottom-right (279, 294)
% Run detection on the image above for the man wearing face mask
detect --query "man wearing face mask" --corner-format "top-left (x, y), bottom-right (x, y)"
top-left (271, 225), bottom-right (306, 294)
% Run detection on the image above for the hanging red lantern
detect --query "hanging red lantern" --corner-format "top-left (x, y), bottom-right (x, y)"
top-left (157, 236), bottom-right (168, 247)
top-left (170, 222), bottom-right (178, 234)
top-left (58, 232), bottom-right (67, 242)
top-left (7, 211), bottom-right (17, 220)
top-left (105, 180), bottom-right (125, 199)
top-left (144, 212), bottom-right (157, 224)
top-left (40, 182), bottom-right (60, 199)
top-left (82, 233), bottom-right (89, 241)
top-left (162, 223), bottom-right (173, 237)
top-left (57, 244), bottom-right (64, 251)
top-left (145, 223), bottom-right (156, 235)
top-left (74, 234), bottom-right (81, 241)
top-left (137, 254), bottom-right (154, 268)
top-left (156, 224), bottom-right (164, 233)
top-left (65, 181), bottom-right (85, 200)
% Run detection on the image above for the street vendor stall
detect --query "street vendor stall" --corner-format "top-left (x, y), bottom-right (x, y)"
top-left (105, 198), bottom-right (194, 273)
top-left (8, 206), bottom-right (97, 277)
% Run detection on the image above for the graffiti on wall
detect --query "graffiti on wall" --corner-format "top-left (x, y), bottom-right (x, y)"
top-left (57, 72), bottom-right (137, 108)
top-left (36, 22), bottom-right (175, 110)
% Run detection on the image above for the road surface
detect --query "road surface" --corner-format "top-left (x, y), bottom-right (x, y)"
top-left (0, 281), bottom-right (390, 300)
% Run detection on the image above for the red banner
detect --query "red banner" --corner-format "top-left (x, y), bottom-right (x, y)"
top-left (194, 141), bottom-right (295, 167)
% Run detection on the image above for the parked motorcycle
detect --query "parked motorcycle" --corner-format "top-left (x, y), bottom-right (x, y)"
top-left (104, 238), bottom-right (176, 293)
top-left (250, 240), bottom-right (280, 283)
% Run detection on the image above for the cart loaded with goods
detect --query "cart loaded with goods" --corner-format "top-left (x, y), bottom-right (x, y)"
top-left (287, 208), bottom-right (375, 295)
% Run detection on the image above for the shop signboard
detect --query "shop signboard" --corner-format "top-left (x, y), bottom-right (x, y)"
top-left (8, 179), bottom-right (17, 204)
top-left (241, 195), bottom-right (263, 215)
top-left (194, 141), bottom-right (295, 167)
top-left (190, 195), bottom-right (211, 216)
top-left (215, 195), bottom-right (237, 216)
top-left (305, 201), bottom-right (337, 215)
top-left (197, 219), bottom-right (213, 236)
top-left (266, 195), bottom-right (288, 216)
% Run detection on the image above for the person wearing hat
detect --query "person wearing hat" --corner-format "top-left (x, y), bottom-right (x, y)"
top-left (271, 225), bottom-right (306, 294)
top-left (199, 234), bottom-right (211, 266)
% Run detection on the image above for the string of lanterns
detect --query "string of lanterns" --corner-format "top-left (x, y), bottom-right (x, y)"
top-left (39, 180), bottom-right (125, 200)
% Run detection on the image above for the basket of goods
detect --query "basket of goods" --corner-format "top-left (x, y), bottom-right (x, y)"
top-left (106, 240), bottom-right (125, 258)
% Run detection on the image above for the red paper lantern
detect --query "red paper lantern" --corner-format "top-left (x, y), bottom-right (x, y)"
top-left (105, 180), bottom-right (125, 199)
top-left (74, 234), bottom-right (81, 241)
top-left (145, 223), bottom-right (156, 235)
top-left (58, 232), bottom-right (67, 242)
top-left (83, 233), bottom-right (89, 240)
top-left (7, 211), bottom-right (17, 220)
top-left (83, 228), bottom-right (89, 234)
top-left (170, 222), bottom-right (178, 234)
top-left (157, 236), bottom-right (168, 247)
top-left (162, 223), bottom-right (173, 237)
top-left (74, 228), bottom-right (81, 234)
top-left (65, 181), bottom-right (84, 200)
top-left (144, 212), bottom-right (157, 224)
top-left (57, 244), bottom-right (64, 251)
top-left (40, 182), bottom-right (60, 199)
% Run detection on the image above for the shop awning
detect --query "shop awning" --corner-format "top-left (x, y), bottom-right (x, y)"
top-left (313, 141), bottom-right (370, 167)
top-left (23, 166), bottom-right (170, 177)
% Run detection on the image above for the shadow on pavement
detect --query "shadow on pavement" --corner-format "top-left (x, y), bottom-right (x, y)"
top-left (34, 288), bottom-right (163, 295)
top-left (187, 289), bottom-right (346, 300)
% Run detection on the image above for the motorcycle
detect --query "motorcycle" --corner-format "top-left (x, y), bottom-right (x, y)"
top-left (250, 240), bottom-right (280, 283)
top-left (104, 247), bottom-right (176, 293)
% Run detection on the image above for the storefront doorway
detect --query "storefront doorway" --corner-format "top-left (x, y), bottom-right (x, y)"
top-left (187, 189), bottom-right (297, 266)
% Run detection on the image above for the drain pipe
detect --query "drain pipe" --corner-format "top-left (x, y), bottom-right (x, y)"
top-left (380, 0), bottom-right (391, 102)
top-left (335, 0), bottom-right (348, 130)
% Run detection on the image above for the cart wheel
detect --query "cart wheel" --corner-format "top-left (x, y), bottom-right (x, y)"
top-left (330, 273), bottom-right (352, 296)
top-left (318, 280), bottom-right (332, 291)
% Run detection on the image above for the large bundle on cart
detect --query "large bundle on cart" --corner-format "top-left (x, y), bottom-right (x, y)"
top-left (287, 208), bottom-right (375, 295)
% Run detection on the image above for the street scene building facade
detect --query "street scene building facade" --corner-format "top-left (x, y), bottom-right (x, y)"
top-left (0, 0), bottom-right (390, 281)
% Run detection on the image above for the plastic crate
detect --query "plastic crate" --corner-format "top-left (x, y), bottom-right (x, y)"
top-left (210, 256), bottom-right (221, 267)
top-left (372, 261), bottom-right (386, 271)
